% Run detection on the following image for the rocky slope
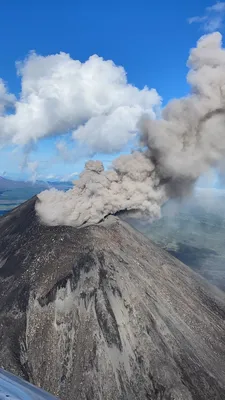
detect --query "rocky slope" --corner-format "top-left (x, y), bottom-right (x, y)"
top-left (0, 197), bottom-right (225, 399)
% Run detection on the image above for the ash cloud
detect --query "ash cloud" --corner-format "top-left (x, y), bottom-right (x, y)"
top-left (140, 32), bottom-right (225, 196)
top-left (37, 32), bottom-right (225, 227)
top-left (36, 152), bottom-right (165, 227)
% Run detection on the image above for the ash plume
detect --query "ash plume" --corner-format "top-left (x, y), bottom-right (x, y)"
top-left (36, 152), bottom-right (165, 227)
top-left (36, 32), bottom-right (225, 227)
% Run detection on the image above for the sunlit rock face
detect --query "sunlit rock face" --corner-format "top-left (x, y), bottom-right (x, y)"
top-left (0, 197), bottom-right (225, 400)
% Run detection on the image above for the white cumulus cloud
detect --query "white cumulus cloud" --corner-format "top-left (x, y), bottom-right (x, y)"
top-left (0, 52), bottom-right (160, 154)
top-left (60, 172), bottom-right (79, 182)
top-left (46, 174), bottom-right (58, 180)
top-left (0, 79), bottom-right (15, 115)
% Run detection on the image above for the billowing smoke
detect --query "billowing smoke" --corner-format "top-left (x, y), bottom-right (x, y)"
top-left (36, 152), bottom-right (165, 227)
top-left (140, 32), bottom-right (225, 195)
top-left (36, 32), bottom-right (225, 227)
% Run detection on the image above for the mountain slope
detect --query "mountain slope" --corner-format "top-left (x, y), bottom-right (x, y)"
top-left (0, 198), bottom-right (225, 399)
top-left (123, 193), bottom-right (225, 292)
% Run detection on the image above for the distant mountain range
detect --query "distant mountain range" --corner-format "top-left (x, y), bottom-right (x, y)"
top-left (0, 176), bottom-right (73, 191)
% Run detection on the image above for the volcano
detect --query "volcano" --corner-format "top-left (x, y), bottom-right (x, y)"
top-left (0, 197), bottom-right (225, 399)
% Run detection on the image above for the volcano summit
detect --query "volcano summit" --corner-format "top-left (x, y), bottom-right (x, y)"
top-left (0, 197), bottom-right (225, 399)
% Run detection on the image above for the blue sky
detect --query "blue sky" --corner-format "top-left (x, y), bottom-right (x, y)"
top-left (0, 0), bottom-right (224, 182)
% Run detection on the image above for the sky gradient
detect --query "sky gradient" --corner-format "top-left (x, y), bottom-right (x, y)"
top-left (0, 0), bottom-right (224, 183)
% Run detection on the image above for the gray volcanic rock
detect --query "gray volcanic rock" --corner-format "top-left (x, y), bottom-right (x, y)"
top-left (0, 198), bottom-right (225, 399)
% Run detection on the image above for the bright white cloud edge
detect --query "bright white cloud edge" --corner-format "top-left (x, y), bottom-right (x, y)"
top-left (0, 52), bottom-right (161, 155)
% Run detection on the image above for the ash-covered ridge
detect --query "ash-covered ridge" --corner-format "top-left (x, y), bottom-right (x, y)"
top-left (0, 198), bottom-right (225, 400)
